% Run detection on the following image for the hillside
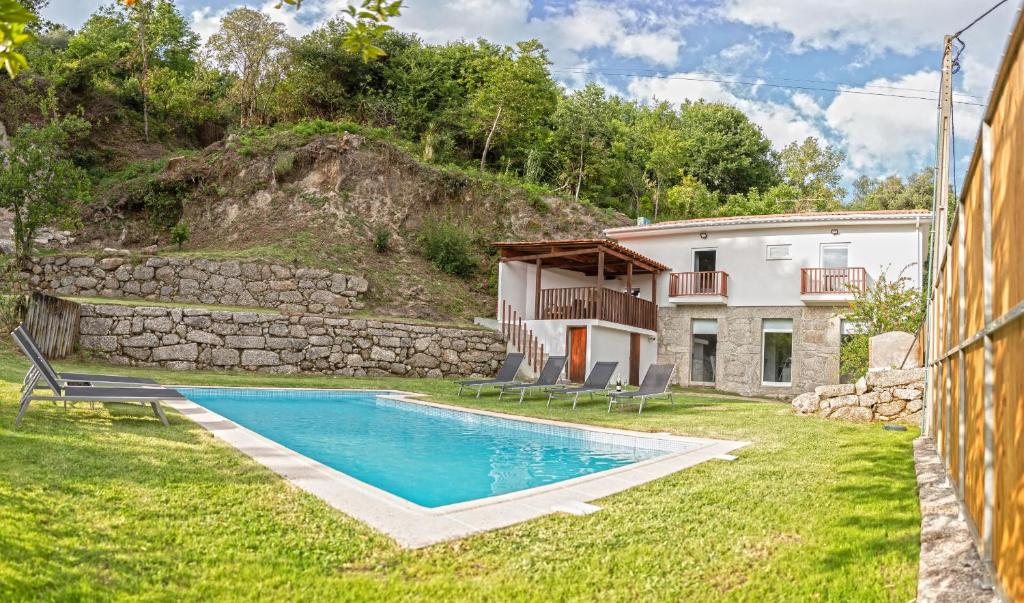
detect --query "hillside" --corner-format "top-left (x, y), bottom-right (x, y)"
top-left (67, 124), bottom-right (629, 322)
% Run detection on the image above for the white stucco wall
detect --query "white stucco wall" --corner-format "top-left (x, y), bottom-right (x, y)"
top-left (608, 220), bottom-right (928, 307)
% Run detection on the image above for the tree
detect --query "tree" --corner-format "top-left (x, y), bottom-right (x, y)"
top-left (465, 39), bottom-right (558, 171)
top-left (662, 176), bottom-right (719, 221)
top-left (840, 264), bottom-right (924, 378)
top-left (849, 167), bottom-right (935, 211)
top-left (716, 184), bottom-right (799, 217)
top-left (0, 0), bottom-right (33, 77)
top-left (0, 115), bottom-right (90, 259)
top-left (677, 101), bottom-right (779, 195)
top-left (778, 137), bottom-right (845, 211)
top-left (645, 125), bottom-right (686, 221)
top-left (207, 8), bottom-right (288, 128)
top-left (550, 83), bottom-right (613, 201)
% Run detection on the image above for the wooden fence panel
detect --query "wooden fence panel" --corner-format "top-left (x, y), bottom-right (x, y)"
top-left (992, 319), bottom-right (1023, 601)
top-left (963, 342), bottom-right (986, 536)
top-left (23, 292), bottom-right (81, 359)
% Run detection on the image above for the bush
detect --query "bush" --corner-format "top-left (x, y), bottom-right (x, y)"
top-left (273, 151), bottom-right (295, 177)
top-left (372, 226), bottom-right (391, 253)
top-left (419, 219), bottom-right (477, 278)
top-left (170, 222), bottom-right (190, 250)
top-left (840, 334), bottom-right (869, 382)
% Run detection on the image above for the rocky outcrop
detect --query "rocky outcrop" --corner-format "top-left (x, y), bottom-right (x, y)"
top-left (791, 368), bottom-right (925, 422)
top-left (20, 254), bottom-right (367, 316)
top-left (77, 302), bottom-right (505, 377)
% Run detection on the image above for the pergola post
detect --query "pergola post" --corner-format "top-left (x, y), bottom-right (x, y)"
top-left (651, 271), bottom-right (657, 302)
top-left (626, 261), bottom-right (633, 293)
top-left (595, 250), bottom-right (605, 320)
top-left (534, 258), bottom-right (542, 319)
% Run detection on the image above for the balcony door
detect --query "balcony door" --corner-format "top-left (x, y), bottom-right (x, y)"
top-left (820, 244), bottom-right (849, 292)
top-left (693, 249), bottom-right (717, 293)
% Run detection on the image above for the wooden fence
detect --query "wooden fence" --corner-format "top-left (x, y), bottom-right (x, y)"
top-left (23, 292), bottom-right (81, 359)
top-left (924, 10), bottom-right (1023, 600)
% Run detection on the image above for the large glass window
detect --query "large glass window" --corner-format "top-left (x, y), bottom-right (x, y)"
top-left (690, 319), bottom-right (718, 383)
top-left (762, 319), bottom-right (793, 385)
top-left (821, 244), bottom-right (849, 268)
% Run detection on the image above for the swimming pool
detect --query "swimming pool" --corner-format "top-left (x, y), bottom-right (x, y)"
top-left (178, 387), bottom-right (687, 508)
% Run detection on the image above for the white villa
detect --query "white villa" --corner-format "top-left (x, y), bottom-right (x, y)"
top-left (495, 210), bottom-right (931, 397)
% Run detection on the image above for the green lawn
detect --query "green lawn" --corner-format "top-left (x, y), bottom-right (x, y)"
top-left (0, 347), bottom-right (921, 601)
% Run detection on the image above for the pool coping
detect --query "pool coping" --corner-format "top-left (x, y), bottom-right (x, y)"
top-left (164, 386), bottom-right (749, 548)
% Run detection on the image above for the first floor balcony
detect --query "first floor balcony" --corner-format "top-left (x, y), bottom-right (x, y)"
top-left (800, 267), bottom-right (868, 304)
top-left (539, 286), bottom-right (658, 331)
top-left (668, 271), bottom-right (728, 305)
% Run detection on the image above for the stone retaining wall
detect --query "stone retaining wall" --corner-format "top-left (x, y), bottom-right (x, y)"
top-left (77, 303), bottom-right (505, 377)
top-left (792, 368), bottom-right (925, 422)
top-left (21, 255), bottom-right (367, 316)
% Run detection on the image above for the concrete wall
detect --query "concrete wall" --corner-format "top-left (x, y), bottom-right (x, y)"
top-left (658, 305), bottom-right (841, 398)
top-left (77, 303), bottom-right (505, 378)
top-left (22, 255), bottom-right (368, 316)
top-left (608, 220), bottom-right (928, 307)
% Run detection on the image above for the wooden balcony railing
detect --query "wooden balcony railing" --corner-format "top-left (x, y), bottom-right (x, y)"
top-left (538, 286), bottom-right (657, 331)
top-left (669, 271), bottom-right (728, 297)
top-left (800, 267), bottom-right (868, 294)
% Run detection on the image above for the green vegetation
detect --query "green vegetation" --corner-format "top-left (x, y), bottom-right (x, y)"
top-left (372, 225), bottom-right (391, 253)
top-left (169, 221), bottom-right (189, 249)
top-left (841, 265), bottom-right (925, 377)
top-left (419, 218), bottom-right (478, 278)
top-left (0, 347), bottom-right (921, 600)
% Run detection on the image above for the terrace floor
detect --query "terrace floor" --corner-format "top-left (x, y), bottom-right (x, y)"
top-left (0, 346), bottom-right (922, 601)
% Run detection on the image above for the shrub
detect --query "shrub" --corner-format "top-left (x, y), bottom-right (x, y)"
top-left (840, 264), bottom-right (923, 379)
top-left (419, 218), bottom-right (477, 278)
top-left (372, 226), bottom-right (391, 253)
top-left (273, 151), bottom-right (296, 177)
top-left (170, 222), bottom-right (190, 250)
top-left (0, 257), bottom-right (28, 332)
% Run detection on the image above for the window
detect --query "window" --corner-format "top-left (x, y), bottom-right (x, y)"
top-left (690, 319), bottom-right (718, 383)
top-left (693, 248), bottom-right (716, 272)
top-left (821, 243), bottom-right (849, 268)
top-left (762, 319), bottom-right (793, 385)
top-left (766, 244), bottom-right (791, 260)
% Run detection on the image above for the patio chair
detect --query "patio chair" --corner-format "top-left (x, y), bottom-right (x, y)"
top-left (607, 364), bottom-right (675, 414)
top-left (11, 329), bottom-right (182, 429)
top-left (455, 352), bottom-right (525, 397)
top-left (497, 355), bottom-right (567, 403)
top-left (545, 361), bottom-right (618, 409)
top-left (14, 325), bottom-right (157, 396)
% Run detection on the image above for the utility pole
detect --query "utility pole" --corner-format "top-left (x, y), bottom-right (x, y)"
top-left (931, 35), bottom-right (954, 290)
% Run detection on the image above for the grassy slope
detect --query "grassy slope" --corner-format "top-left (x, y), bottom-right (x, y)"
top-left (0, 348), bottom-right (920, 601)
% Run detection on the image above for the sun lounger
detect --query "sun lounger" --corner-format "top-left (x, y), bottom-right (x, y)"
top-left (14, 325), bottom-right (157, 395)
top-left (11, 329), bottom-right (181, 428)
top-left (497, 356), bottom-right (567, 403)
top-left (456, 352), bottom-right (525, 397)
top-left (546, 361), bottom-right (618, 409)
top-left (607, 364), bottom-right (675, 414)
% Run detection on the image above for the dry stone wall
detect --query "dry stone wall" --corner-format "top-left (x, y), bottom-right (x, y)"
top-left (77, 303), bottom-right (505, 378)
top-left (792, 368), bottom-right (925, 423)
top-left (21, 255), bottom-right (368, 316)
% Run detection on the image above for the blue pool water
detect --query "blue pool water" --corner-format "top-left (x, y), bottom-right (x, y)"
top-left (178, 388), bottom-right (673, 508)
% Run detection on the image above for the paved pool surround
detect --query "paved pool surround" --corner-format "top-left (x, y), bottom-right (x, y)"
top-left (167, 388), bottom-right (748, 548)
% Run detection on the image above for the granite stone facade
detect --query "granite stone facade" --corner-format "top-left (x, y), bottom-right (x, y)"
top-left (77, 303), bottom-right (505, 377)
top-left (657, 305), bottom-right (841, 398)
top-left (21, 255), bottom-right (368, 316)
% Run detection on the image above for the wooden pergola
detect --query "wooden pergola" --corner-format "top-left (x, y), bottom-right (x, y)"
top-left (493, 239), bottom-right (668, 324)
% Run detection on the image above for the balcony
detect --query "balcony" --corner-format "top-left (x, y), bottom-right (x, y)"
top-left (668, 271), bottom-right (728, 305)
top-left (800, 267), bottom-right (868, 305)
top-left (539, 286), bottom-right (657, 331)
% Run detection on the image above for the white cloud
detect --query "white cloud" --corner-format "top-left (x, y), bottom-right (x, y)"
top-left (626, 73), bottom-right (823, 148)
top-left (394, 0), bottom-right (687, 68)
top-left (190, 7), bottom-right (230, 44)
top-left (791, 92), bottom-right (824, 118)
top-left (823, 70), bottom-right (982, 173)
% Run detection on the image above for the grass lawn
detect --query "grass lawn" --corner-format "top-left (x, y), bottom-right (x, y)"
top-left (0, 347), bottom-right (921, 601)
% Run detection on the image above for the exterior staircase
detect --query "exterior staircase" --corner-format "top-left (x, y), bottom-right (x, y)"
top-left (499, 300), bottom-right (546, 375)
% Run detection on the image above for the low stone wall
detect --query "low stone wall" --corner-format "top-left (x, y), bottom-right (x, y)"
top-left (77, 303), bottom-right (505, 378)
top-left (792, 368), bottom-right (925, 422)
top-left (21, 255), bottom-right (367, 316)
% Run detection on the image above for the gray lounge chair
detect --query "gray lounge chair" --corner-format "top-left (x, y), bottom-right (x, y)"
top-left (11, 329), bottom-right (182, 428)
top-left (498, 356), bottom-right (567, 403)
top-left (546, 361), bottom-right (618, 409)
top-left (14, 325), bottom-right (157, 396)
top-left (456, 352), bottom-right (525, 397)
top-left (607, 364), bottom-right (675, 414)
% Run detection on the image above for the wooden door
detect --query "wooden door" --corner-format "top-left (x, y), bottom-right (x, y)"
top-left (629, 333), bottom-right (641, 386)
top-left (568, 327), bottom-right (587, 382)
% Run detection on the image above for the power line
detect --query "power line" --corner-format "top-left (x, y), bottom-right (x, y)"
top-left (954, 0), bottom-right (1013, 36)
top-left (553, 65), bottom-right (983, 100)
top-left (549, 68), bottom-right (986, 106)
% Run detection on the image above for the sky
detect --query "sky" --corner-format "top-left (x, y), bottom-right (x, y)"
top-left (42, 0), bottom-right (1023, 195)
